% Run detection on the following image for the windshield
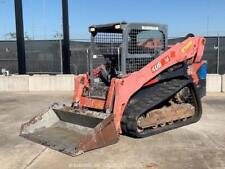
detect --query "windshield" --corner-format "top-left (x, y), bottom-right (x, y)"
top-left (128, 29), bottom-right (165, 54)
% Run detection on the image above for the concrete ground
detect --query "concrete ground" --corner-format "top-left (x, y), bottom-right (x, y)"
top-left (0, 92), bottom-right (225, 169)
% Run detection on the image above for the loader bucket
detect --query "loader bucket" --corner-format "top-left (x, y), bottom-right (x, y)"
top-left (20, 106), bottom-right (119, 156)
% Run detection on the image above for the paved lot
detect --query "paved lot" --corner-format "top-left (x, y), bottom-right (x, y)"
top-left (0, 92), bottom-right (225, 169)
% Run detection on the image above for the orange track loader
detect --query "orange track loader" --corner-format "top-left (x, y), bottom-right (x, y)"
top-left (20, 22), bottom-right (206, 156)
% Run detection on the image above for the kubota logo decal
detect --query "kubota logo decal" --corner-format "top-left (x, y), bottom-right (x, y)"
top-left (181, 41), bottom-right (193, 53)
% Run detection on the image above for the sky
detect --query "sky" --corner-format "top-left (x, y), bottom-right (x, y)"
top-left (0, 0), bottom-right (225, 40)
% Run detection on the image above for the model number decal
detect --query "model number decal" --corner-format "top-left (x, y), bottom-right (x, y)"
top-left (152, 62), bottom-right (162, 72)
top-left (151, 56), bottom-right (170, 73)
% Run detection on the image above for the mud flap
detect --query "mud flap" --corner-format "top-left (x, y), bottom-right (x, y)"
top-left (20, 107), bottom-right (119, 156)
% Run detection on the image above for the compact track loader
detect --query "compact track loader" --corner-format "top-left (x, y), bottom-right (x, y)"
top-left (20, 22), bottom-right (207, 156)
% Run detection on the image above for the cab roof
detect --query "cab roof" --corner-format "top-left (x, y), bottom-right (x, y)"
top-left (89, 22), bottom-right (167, 34)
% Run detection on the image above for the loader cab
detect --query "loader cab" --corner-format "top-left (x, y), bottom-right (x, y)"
top-left (89, 22), bottom-right (168, 83)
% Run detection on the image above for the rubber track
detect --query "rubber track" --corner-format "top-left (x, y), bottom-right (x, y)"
top-left (121, 78), bottom-right (202, 138)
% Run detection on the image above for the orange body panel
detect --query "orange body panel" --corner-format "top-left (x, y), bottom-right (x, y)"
top-left (105, 79), bottom-right (116, 111)
top-left (73, 74), bottom-right (89, 102)
top-left (80, 97), bottom-right (105, 110)
top-left (143, 78), bottom-right (159, 87)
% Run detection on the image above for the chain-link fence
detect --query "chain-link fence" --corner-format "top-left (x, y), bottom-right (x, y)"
top-left (0, 36), bottom-right (225, 75)
top-left (0, 40), bottom-right (90, 74)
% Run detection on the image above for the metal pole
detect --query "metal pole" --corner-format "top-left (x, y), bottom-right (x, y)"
top-left (217, 33), bottom-right (220, 74)
top-left (31, 15), bottom-right (35, 40)
top-left (62, 0), bottom-right (71, 74)
top-left (59, 39), bottom-right (63, 74)
top-left (206, 16), bottom-right (209, 36)
top-left (0, 1), bottom-right (7, 40)
top-left (42, 0), bottom-right (47, 39)
top-left (29, 0), bottom-right (35, 40)
top-left (14, 0), bottom-right (26, 74)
